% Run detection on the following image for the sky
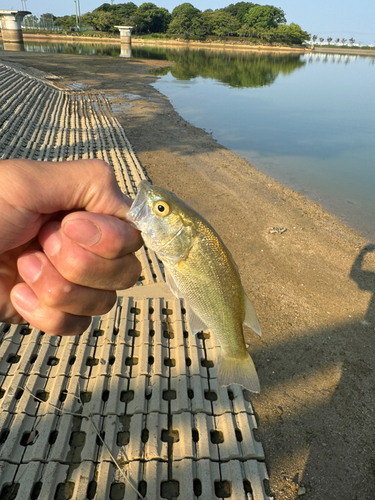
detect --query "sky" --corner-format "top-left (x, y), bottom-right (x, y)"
top-left (4, 0), bottom-right (375, 45)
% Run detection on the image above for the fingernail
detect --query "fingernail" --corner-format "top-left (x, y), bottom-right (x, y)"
top-left (12, 287), bottom-right (39, 312)
top-left (43, 229), bottom-right (62, 257)
top-left (63, 219), bottom-right (101, 247)
top-left (18, 254), bottom-right (43, 283)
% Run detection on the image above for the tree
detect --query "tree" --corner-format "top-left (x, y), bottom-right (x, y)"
top-left (327, 37), bottom-right (332, 45)
top-left (319, 37), bottom-right (324, 44)
top-left (349, 37), bottom-right (355, 45)
top-left (133, 3), bottom-right (171, 34)
top-left (54, 15), bottom-right (77, 29)
top-left (312, 34), bottom-right (317, 44)
top-left (203, 9), bottom-right (240, 37)
top-left (341, 38), bottom-right (347, 45)
top-left (223, 2), bottom-right (256, 24)
top-left (244, 5), bottom-right (286, 30)
top-left (168, 3), bottom-right (202, 37)
top-left (334, 38), bottom-right (340, 44)
top-left (277, 23), bottom-right (310, 45)
top-left (91, 10), bottom-right (115, 31)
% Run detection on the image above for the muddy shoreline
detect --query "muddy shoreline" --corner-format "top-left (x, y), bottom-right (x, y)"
top-left (1, 51), bottom-right (375, 499)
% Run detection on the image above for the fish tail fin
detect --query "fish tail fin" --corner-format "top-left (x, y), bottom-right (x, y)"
top-left (217, 351), bottom-right (260, 394)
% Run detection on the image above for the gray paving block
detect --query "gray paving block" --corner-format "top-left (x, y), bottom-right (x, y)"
top-left (0, 62), bottom-right (270, 500)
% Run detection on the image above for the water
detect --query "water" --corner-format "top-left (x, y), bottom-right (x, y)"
top-left (1, 41), bottom-right (374, 239)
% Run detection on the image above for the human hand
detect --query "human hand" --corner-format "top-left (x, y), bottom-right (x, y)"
top-left (0, 159), bottom-right (143, 335)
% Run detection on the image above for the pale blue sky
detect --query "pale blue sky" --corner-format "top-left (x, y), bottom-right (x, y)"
top-left (5, 0), bottom-right (375, 45)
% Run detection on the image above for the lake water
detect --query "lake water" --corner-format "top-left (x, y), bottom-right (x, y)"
top-left (1, 41), bottom-right (374, 239)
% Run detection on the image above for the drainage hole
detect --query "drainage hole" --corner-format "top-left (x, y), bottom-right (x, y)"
top-left (162, 389), bottom-right (176, 401)
top-left (141, 428), bottom-right (149, 443)
top-left (128, 329), bottom-right (140, 338)
top-left (210, 430), bottom-right (224, 444)
top-left (96, 431), bottom-right (105, 446)
top-left (35, 390), bottom-right (49, 402)
top-left (47, 357), bottom-right (59, 366)
top-left (93, 329), bottom-right (104, 337)
top-left (187, 388), bottom-right (194, 399)
top-left (102, 390), bottom-right (109, 402)
top-left (125, 357), bottom-right (138, 366)
top-left (185, 357), bottom-right (191, 367)
top-left (80, 391), bottom-right (92, 403)
top-left (193, 479), bottom-right (202, 497)
top-left (86, 480), bottom-right (97, 500)
top-left (214, 480), bottom-right (231, 498)
top-left (109, 482), bottom-right (125, 500)
top-left (164, 357), bottom-right (176, 367)
top-left (148, 355), bottom-right (154, 365)
top-left (86, 357), bottom-right (99, 366)
top-left (20, 430), bottom-right (39, 446)
top-left (6, 354), bottom-right (20, 364)
top-left (160, 480), bottom-right (179, 500)
top-left (55, 481), bottom-right (75, 500)
top-left (31, 481), bottom-right (43, 500)
top-left (235, 428), bottom-right (243, 442)
top-left (192, 428), bottom-right (199, 443)
top-left (161, 428), bottom-right (179, 443)
top-left (200, 358), bottom-right (214, 368)
top-left (116, 431), bottom-right (130, 446)
top-left (204, 390), bottom-right (218, 401)
top-left (138, 481), bottom-right (147, 497)
top-left (49, 430), bottom-right (58, 445)
top-left (120, 390), bottom-right (134, 403)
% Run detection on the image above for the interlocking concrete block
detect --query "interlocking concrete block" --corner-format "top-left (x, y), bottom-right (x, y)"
top-left (69, 460), bottom-right (97, 500)
top-left (110, 340), bottom-right (134, 377)
top-left (170, 375), bottom-right (191, 413)
top-left (194, 458), bottom-right (221, 499)
top-left (172, 458), bottom-right (195, 500)
top-left (143, 458), bottom-right (169, 500)
top-left (188, 374), bottom-right (212, 414)
top-left (243, 459), bottom-right (272, 500)
top-left (0, 462), bottom-right (18, 497)
top-left (0, 412), bottom-right (36, 463)
top-left (37, 460), bottom-right (71, 499)
top-left (235, 411), bottom-right (265, 460)
top-left (95, 460), bottom-right (117, 499)
top-left (102, 374), bottom-right (132, 415)
top-left (144, 411), bottom-right (168, 461)
top-left (146, 375), bottom-right (169, 414)
top-left (193, 412), bottom-right (218, 460)
top-left (172, 412), bottom-right (195, 460)
top-left (228, 384), bottom-right (255, 414)
top-left (48, 413), bottom-right (77, 462)
top-left (22, 412), bottom-right (58, 462)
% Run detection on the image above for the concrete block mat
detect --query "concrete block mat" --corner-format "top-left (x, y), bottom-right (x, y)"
top-left (0, 62), bottom-right (270, 500)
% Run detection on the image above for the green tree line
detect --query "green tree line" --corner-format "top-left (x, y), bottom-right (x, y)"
top-left (50, 2), bottom-right (310, 45)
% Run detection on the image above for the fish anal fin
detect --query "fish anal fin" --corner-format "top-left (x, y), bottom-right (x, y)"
top-left (187, 307), bottom-right (207, 335)
top-left (243, 293), bottom-right (261, 337)
top-left (217, 351), bottom-right (260, 393)
top-left (165, 269), bottom-right (182, 299)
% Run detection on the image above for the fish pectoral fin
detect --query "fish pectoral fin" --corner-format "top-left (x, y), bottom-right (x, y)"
top-left (187, 306), bottom-right (207, 335)
top-left (165, 269), bottom-right (182, 299)
top-left (243, 293), bottom-right (261, 337)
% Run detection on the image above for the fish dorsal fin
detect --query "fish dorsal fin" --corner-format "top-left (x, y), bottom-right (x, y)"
top-left (187, 306), bottom-right (207, 335)
top-left (243, 293), bottom-right (261, 337)
top-left (165, 269), bottom-right (182, 299)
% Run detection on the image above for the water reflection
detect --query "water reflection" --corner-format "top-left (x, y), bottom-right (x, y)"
top-left (149, 49), bottom-right (306, 88)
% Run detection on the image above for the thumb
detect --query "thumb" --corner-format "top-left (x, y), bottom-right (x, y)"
top-left (3, 159), bottom-right (130, 218)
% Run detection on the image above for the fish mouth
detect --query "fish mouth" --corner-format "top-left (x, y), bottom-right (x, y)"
top-left (126, 180), bottom-right (151, 228)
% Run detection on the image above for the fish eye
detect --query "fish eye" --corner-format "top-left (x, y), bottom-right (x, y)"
top-left (153, 201), bottom-right (170, 217)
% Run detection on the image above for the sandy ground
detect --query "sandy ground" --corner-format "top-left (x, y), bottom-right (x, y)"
top-left (1, 50), bottom-right (375, 500)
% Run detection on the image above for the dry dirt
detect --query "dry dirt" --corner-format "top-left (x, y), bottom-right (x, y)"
top-left (1, 50), bottom-right (375, 500)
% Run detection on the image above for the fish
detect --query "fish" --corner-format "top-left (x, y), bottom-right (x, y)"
top-left (127, 180), bottom-right (261, 393)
